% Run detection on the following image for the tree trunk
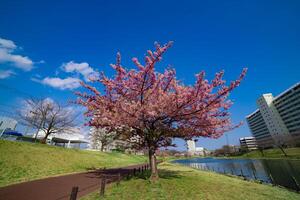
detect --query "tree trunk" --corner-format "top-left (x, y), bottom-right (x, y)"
top-left (149, 149), bottom-right (159, 182)
top-left (100, 144), bottom-right (104, 152)
top-left (40, 137), bottom-right (47, 144)
top-left (279, 146), bottom-right (288, 157)
top-left (41, 132), bottom-right (50, 144)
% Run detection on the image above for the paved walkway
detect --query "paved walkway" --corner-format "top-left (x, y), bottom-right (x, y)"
top-left (0, 163), bottom-right (149, 200)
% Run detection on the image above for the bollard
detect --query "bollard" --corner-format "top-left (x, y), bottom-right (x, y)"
top-left (117, 173), bottom-right (121, 186)
top-left (126, 172), bottom-right (130, 180)
top-left (100, 176), bottom-right (106, 197)
top-left (70, 186), bottom-right (78, 200)
top-left (291, 175), bottom-right (300, 191)
top-left (252, 170), bottom-right (257, 180)
top-left (240, 169), bottom-right (247, 180)
top-left (269, 173), bottom-right (275, 185)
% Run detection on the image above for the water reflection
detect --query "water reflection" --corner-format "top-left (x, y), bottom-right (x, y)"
top-left (173, 158), bottom-right (300, 191)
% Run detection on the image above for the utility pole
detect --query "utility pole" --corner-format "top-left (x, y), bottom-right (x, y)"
top-left (226, 134), bottom-right (229, 146)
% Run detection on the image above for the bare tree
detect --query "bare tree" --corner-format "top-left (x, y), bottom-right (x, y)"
top-left (274, 134), bottom-right (292, 157)
top-left (18, 98), bottom-right (77, 144)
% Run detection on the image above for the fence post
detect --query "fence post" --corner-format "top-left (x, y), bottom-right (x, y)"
top-left (126, 171), bottom-right (130, 180)
top-left (117, 173), bottom-right (121, 186)
top-left (100, 176), bottom-right (106, 197)
top-left (252, 170), bottom-right (257, 180)
top-left (133, 168), bottom-right (136, 176)
top-left (70, 186), bottom-right (78, 200)
top-left (291, 175), bottom-right (300, 191)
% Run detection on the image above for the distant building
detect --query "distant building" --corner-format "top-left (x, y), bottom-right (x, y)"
top-left (213, 145), bottom-right (240, 156)
top-left (187, 140), bottom-right (196, 153)
top-left (246, 82), bottom-right (300, 148)
top-left (88, 127), bottom-right (143, 154)
top-left (195, 147), bottom-right (209, 156)
top-left (33, 127), bottom-right (89, 148)
top-left (186, 140), bottom-right (208, 156)
top-left (239, 137), bottom-right (258, 151)
top-left (0, 116), bottom-right (18, 137)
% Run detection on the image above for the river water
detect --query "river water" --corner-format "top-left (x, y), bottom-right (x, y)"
top-left (173, 157), bottom-right (300, 191)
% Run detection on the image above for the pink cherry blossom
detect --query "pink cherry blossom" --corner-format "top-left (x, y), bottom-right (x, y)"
top-left (75, 41), bottom-right (247, 180)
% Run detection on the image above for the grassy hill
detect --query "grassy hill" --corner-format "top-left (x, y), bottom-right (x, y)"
top-left (0, 140), bottom-right (147, 187)
top-left (82, 162), bottom-right (300, 200)
top-left (235, 148), bottom-right (300, 159)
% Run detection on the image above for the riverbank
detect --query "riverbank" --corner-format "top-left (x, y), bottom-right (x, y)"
top-left (81, 162), bottom-right (300, 200)
top-left (231, 147), bottom-right (300, 160)
top-left (0, 140), bottom-right (147, 187)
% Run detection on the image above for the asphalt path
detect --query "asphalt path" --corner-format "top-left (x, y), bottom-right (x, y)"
top-left (0, 163), bottom-right (149, 200)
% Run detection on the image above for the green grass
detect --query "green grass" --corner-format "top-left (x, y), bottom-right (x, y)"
top-left (0, 140), bottom-right (147, 187)
top-left (234, 148), bottom-right (300, 159)
top-left (82, 162), bottom-right (300, 200)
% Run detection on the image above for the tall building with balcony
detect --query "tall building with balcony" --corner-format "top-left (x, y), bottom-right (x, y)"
top-left (239, 137), bottom-right (258, 151)
top-left (246, 82), bottom-right (300, 148)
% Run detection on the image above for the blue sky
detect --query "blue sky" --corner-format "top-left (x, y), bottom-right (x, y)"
top-left (0, 0), bottom-right (300, 150)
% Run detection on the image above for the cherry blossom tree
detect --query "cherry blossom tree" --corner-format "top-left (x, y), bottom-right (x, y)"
top-left (76, 42), bottom-right (247, 181)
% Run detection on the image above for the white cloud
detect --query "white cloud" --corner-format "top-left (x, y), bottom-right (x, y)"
top-left (31, 60), bottom-right (97, 90)
top-left (61, 61), bottom-right (98, 81)
top-left (0, 70), bottom-right (16, 79)
top-left (20, 97), bottom-right (55, 117)
top-left (0, 37), bottom-right (34, 71)
top-left (41, 77), bottom-right (81, 90)
top-left (0, 38), bottom-right (17, 49)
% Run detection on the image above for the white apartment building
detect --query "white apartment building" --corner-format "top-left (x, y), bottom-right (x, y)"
top-left (246, 82), bottom-right (300, 148)
top-left (187, 140), bottom-right (196, 153)
top-left (239, 137), bottom-right (258, 151)
top-left (186, 140), bottom-right (208, 156)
